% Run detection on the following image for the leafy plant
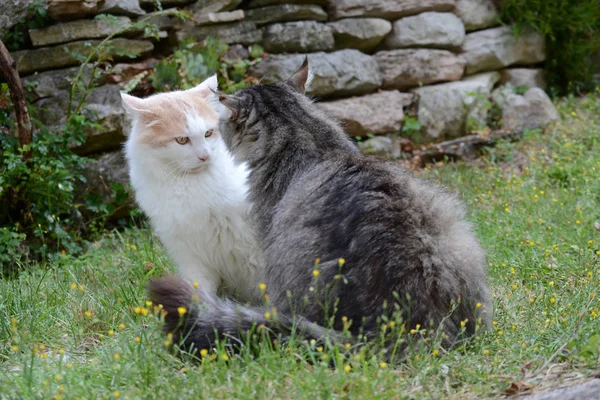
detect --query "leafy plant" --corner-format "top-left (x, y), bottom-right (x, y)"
top-left (499, 0), bottom-right (600, 94)
top-left (400, 115), bottom-right (422, 143)
top-left (149, 38), bottom-right (263, 94)
top-left (0, 10), bottom-right (186, 269)
top-left (0, 114), bottom-right (91, 265)
top-left (2, 0), bottom-right (48, 51)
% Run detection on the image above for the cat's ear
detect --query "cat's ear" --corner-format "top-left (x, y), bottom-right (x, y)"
top-left (218, 94), bottom-right (240, 120)
top-left (191, 74), bottom-right (218, 98)
top-left (121, 93), bottom-right (158, 128)
top-left (286, 56), bottom-right (311, 94)
top-left (121, 93), bottom-right (149, 115)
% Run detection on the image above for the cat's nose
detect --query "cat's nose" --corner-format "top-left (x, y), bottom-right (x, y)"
top-left (198, 155), bottom-right (210, 162)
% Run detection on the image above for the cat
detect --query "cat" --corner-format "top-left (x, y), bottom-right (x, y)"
top-left (150, 61), bottom-right (492, 354)
top-left (121, 75), bottom-right (263, 303)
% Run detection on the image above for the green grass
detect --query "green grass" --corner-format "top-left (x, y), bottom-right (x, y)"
top-left (1, 92), bottom-right (599, 399)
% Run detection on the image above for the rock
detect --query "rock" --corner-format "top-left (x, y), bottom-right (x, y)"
top-left (99, 0), bottom-right (146, 16)
top-left (82, 150), bottom-right (133, 219)
top-left (188, 0), bottom-right (243, 13)
top-left (357, 135), bottom-right (393, 158)
top-left (0, 0), bottom-right (47, 37)
top-left (245, 4), bottom-right (327, 25)
top-left (327, 18), bottom-right (391, 53)
top-left (176, 21), bottom-right (262, 45)
top-left (222, 44), bottom-right (249, 63)
top-left (412, 72), bottom-right (500, 140)
top-left (384, 12), bottom-right (465, 49)
top-left (460, 26), bottom-right (546, 75)
top-left (137, 14), bottom-right (179, 31)
top-left (455, 0), bottom-right (499, 32)
top-left (416, 128), bottom-right (524, 164)
top-left (29, 17), bottom-right (132, 47)
top-left (140, 0), bottom-right (195, 7)
top-left (520, 380), bottom-right (600, 400)
top-left (194, 10), bottom-right (245, 26)
top-left (375, 49), bottom-right (465, 90)
top-left (328, 0), bottom-right (456, 20)
top-left (494, 87), bottom-right (559, 131)
top-left (12, 39), bottom-right (154, 75)
top-left (22, 65), bottom-right (102, 102)
top-left (33, 84), bottom-right (129, 155)
top-left (262, 21), bottom-right (334, 53)
top-left (249, 50), bottom-right (383, 98)
top-left (47, 0), bottom-right (102, 21)
top-left (105, 59), bottom-right (158, 86)
top-left (319, 91), bottom-right (414, 136)
top-left (247, 0), bottom-right (328, 8)
top-left (499, 68), bottom-right (547, 90)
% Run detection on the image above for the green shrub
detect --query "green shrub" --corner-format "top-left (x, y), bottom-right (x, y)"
top-left (0, 10), bottom-right (185, 269)
top-left (0, 93), bottom-right (93, 266)
top-left (499, 0), bottom-right (600, 94)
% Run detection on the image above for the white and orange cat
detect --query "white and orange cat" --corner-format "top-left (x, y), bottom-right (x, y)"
top-left (121, 76), bottom-right (262, 303)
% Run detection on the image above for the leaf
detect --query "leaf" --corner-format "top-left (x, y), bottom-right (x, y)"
top-left (503, 381), bottom-right (533, 395)
top-left (474, 126), bottom-right (491, 140)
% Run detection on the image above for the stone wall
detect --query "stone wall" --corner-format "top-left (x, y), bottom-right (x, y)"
top-left (3, 0), bottom-right (559, 210)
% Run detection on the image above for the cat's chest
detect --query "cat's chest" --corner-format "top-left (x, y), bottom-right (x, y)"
top-left (137, 176), bottom-right (246, 231)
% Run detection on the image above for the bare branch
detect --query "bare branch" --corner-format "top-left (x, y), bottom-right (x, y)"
top-left (0, 39), bottom-right (32, 155)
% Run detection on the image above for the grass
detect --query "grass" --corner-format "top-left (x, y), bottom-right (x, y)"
top-left (1, 92), bottom-right (599, 399)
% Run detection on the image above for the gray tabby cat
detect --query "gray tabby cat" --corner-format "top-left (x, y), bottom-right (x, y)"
top-left (150, 59), bottom-right (492, 354)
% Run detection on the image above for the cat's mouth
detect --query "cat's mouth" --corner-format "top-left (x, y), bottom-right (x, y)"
top-left (186, 163), bottom-right (210, 173)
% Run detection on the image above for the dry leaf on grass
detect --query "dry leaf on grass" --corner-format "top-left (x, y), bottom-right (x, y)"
top-left (503, 381), bottom-right (533, 395)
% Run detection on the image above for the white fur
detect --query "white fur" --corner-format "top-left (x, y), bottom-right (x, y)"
top-left (122, 77), bottom-right (263, 302)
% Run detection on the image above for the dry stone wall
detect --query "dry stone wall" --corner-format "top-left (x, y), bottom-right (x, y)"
top-left (3, 0), bottom-right (559, 208)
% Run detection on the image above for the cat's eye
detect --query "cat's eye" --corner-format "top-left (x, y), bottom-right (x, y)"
top-left (205, 129), bottom-right (213, 138)
top-left (175, 136), bottom-right (189, 145)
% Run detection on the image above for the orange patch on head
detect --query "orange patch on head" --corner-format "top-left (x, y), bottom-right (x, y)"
top-left (132, 90), bottom-right (219, 148)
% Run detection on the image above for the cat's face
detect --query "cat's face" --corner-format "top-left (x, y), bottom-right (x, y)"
top-left (122, 76), bottom-right (223, 173)
top-left (217, 59), bottom-right (311, 164)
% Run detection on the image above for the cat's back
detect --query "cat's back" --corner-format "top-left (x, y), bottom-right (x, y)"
top-left (278, 151), bottom-right (467, 234)
top-left (267, 151), bottom-right (490, 331)
top-left (271, 150), bottom-right (487, 287)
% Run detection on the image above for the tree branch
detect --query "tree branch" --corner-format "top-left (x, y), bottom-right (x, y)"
top-left (0, 38), bottom-right (32, 154)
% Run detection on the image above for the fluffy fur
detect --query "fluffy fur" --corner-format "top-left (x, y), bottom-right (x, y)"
top-left (122, 76), bottom-right (262, 302)
top-left (150, 62), bottom-right (492, 354)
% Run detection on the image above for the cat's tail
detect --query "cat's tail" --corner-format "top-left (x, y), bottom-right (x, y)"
top-left (148, 276), bottom-right (340, 353)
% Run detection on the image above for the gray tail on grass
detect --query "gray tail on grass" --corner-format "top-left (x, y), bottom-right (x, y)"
top-left (149, 276), bottom-right (338, 353)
